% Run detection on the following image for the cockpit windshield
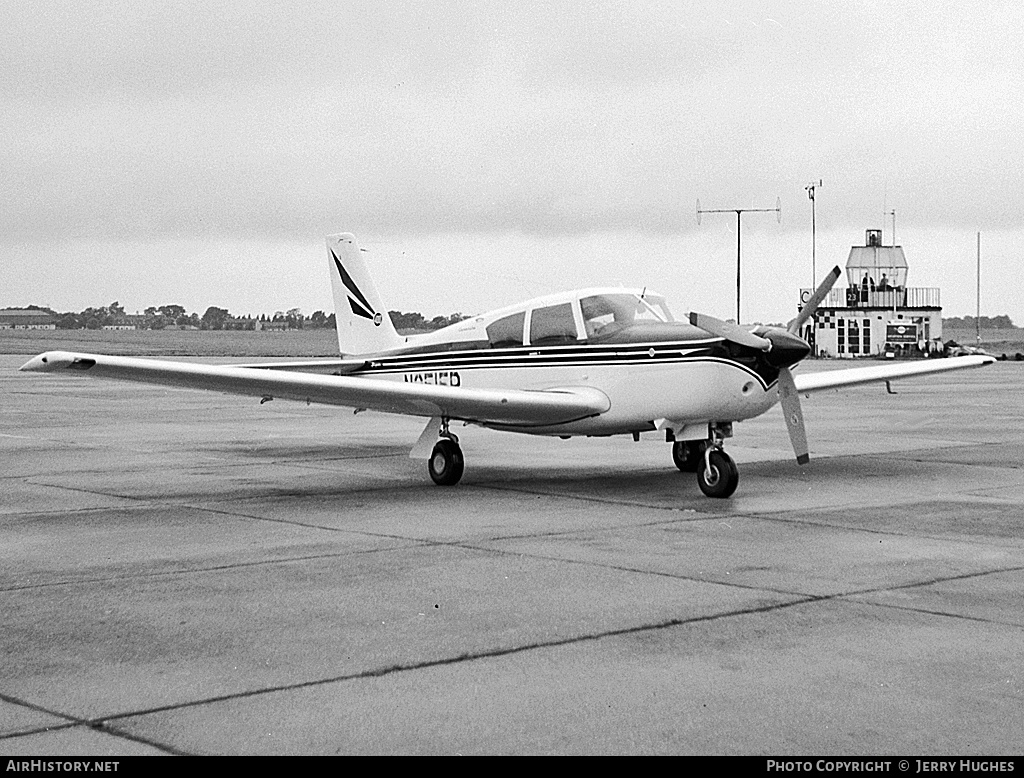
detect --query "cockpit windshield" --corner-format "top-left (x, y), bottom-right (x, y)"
top-left (580, 293), bottom-right (674, 338)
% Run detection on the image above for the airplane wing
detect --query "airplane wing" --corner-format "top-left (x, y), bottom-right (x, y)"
top-left (793, 354), bottom-right (995, 394)
top-left (227, 358), bottom-right (367, 375)
top-left (19, 351), bottom-right (610, 426)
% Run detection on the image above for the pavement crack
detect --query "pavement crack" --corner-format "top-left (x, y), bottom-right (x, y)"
top-left (0, 692), bottom-right (81, 729)
top-left (0, 543), bottom-right (430, 593)
top-left (85, 594), bottom-right (826, 727)
top-left (845, 599), bottom-right (1024, 629)
top-left (0, 693), bottom-right (186, 755)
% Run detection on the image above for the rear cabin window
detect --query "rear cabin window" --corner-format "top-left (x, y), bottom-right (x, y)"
top-left (529, 303), bottom-right (579, 345)
top-left (486, 312), bottom-right (525, 348)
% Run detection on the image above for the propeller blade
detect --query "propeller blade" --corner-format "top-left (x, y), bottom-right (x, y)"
top-left (788, 265), bottom-right (842, 334)
top-left (778, 367), bottom-right (809, 464)
top-left (689, 312), bottom-right (772, 351)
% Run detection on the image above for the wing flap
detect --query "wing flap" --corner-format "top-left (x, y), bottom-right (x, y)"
top-left (793, 355), bottom-right (994, 394)
top-left (20, 351), bottom-right (609, 426)
top-left (227, 358), bottom-right (367, 375)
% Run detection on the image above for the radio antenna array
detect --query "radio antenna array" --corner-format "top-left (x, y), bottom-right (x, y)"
top-left (696, 198), bottom-right (781, 323)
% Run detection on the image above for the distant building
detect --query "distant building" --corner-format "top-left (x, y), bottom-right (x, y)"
top-left (102, 323), bottom-right (137, 330)
top-left (0, 309), bottom-right (56, 329)
top-left (256, 319), bottom-right (289, 331)
top-left (799, 229), bottom-right (943, 358)
top-left (223, 316), bottom-right (257, 330)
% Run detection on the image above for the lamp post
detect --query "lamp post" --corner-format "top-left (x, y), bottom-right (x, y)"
top-left (697, 197), bottom-right (781, 323)
top-left (805, 180), bottom-right (822, 288)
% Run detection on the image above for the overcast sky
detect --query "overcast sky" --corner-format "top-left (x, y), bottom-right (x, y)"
top-left (3, 0), bottom-right (1022, 324)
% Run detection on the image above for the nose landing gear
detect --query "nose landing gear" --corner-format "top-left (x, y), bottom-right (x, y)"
top-left (697, 447), bottom-right (738, 498)
top-left (672, 422), bottom-right (739, 498)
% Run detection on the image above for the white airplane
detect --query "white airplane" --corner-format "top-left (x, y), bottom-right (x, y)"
top-left (21, 233), bottom-right (993, 498)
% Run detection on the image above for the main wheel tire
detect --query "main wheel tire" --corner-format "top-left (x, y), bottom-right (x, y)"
top-left (696, 449), bottom-right (739, 498)
top-left (428, 439), bottom-right (465, 486)
top-left (672, 440), bottom-right (707, 472)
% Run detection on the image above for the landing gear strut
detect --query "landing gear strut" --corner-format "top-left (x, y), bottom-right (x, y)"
top-left (427, 418), bottom-right (465, 486)
top-left (697, 448), bottom-right (738, 498)
top-left (674, 423), bottom-right (738, 498)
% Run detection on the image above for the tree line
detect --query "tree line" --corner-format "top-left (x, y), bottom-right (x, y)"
top-left (942, 315), bottom-right (1016, 329)
top-left (11, 303), bottom-right (467, 332)
top-left (14, 302), bottom-right (1014, 332)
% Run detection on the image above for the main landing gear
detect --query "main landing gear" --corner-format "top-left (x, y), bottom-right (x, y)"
top-left (428, 419), bottom-right (465, 486)
top-left (671, 423), bottom-right (739, 499)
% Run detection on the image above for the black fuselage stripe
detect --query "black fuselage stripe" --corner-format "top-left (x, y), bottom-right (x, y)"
top-left (373, 348), bottom-right (700, 363)
top-left (366, 342), bottom-right (716, 364)
top-left (382, 339), bottom-right (720, 359)
top-left (356, 354), bottom-right (770, 389)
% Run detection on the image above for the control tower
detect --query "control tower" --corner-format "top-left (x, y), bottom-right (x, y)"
top-left (798, 229), bottom-right (942, 358)
top-left (847, 228), bottom-right (908, 292)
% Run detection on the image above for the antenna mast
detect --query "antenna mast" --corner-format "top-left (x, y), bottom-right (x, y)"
top-left (806, 180), bottom-right (822, 287)
top-left (697, 198), bottom-right (782, 323)
top-left (976, 232), bottom-right (981, 347)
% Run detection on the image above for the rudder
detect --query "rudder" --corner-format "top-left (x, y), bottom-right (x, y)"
top-left (326, 233), bottom-right (403, 355)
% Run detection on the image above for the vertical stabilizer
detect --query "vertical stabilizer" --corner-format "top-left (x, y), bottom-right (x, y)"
top-left (326, 233), bottom-right (403, 355)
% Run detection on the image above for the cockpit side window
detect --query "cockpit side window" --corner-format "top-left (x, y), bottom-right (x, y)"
top-left (581, 296), bottom-right (626, 337)
top-left (529, 303), bottom-right (579, 345)
top-left (581, 293), bottom-right (673, 338)
top-left (486, 312), bottom-right (525, 348)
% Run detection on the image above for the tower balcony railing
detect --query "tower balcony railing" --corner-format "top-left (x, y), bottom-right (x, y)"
top-left (799, 287), bottom-right (941, 310)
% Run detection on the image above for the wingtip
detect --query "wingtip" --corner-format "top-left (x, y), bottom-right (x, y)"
top-left (19, 352), bottom-right (55, 372)
top-left (19, 351), bottom-right (80, 372)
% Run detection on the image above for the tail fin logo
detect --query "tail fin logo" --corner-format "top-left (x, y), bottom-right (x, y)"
top-left (331, 249), bottom-right (383, 327)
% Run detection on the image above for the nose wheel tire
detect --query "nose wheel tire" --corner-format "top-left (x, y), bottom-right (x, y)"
top-left (697, 449), bottom-right (739, 498)
top-left (672, 440), bottom-right (708, 472)
top-left (428, 439), bottom-right (465, 486)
